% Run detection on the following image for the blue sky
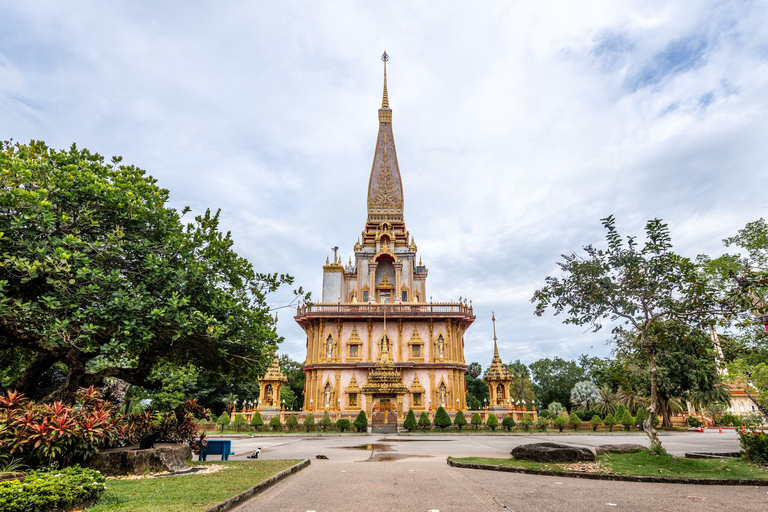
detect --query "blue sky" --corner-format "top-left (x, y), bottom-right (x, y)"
top-left (2, 1), bottom-right (768, 370)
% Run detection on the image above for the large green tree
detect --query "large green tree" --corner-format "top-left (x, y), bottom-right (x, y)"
top-left (528, 357), bottom-right (587, 411)
top-left (532, 216), bottom-right (729, 451)
top-left (0, 140), bottom-right (301, 402)
top-left (506, 359), bottom-right (536, 407)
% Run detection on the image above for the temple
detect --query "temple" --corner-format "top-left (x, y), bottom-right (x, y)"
top-left (295, 53), bottom-right (475, 430)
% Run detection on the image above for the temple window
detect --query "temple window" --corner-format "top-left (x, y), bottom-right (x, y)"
top-left (348, 393), bottom-right (358, 407)
top-left (402, 290), bottom-right (408, 302)
top-left (411, 345), bottom-right (421, 358)
top-left (413, 393), bottom-right (422, 407)
top-left (349, 345), bottom-right (359, 358)
top-left (380, 291), bottom-right (391, 303)
top-left (363, 290), bottom-right (369, 302)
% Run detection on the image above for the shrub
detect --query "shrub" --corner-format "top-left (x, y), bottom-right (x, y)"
top-left (603, 413), bottom-right (617, 431)
top-left (619, 411), bottom-right (634, 431)
top-left (590, 415), bottom-right (603, 431)
top-left (217, 413), bottom-right (231, 432)
top-left (486, 414), bottom-right (499, 431)
top-left (0, 465), bottom-right (106, 512)
top-left (547, 402), bottom-right (564, 416)
top-left (233, 414), bottom-right (247, 431)
top-left (686, 416), bottom-right (701, 428)
top-left (615, 404), bottom-right (629, 422)
top-left (739, 426), bottom-right (768, 463)
top-left (574, 411), bottom-right (586, 421)
top-left (503, 416), bottom-right (517, 431)
top-left (535, 417), bottom-right (549, 431)
top-left (250, 411), bottom-right (264, 431)
top-left (336, 419), bottom-right (351, 432)
top-left (303, 413), bottom-right (316, 432)
top-left (583, 410), bottom-right (600, 421)
top-left (635, 408), bottom-right (647, 428)
top-left (285, 415), bottom-right (299, 431)
top-left (353, 410), bottom-right (368, 432)
top-left (418, 412), bottom-right (432, 430)
top-left (568, 412), bottom-right (582, 431)
top-left (403, 410), bottom-right (418, 431)
top-left (470, 413), bottom-right (482, 430)
top-left (720, 414), bottom-right (740, 427)
top-left (434, 407), bottom-right (452, 430)
top-left (553, 416), bottom-right (568, 432)
top-left (318, 411), bottom-right (332, 432)
top-left (538, 410), bottom-right (551, 420)
top-left (269, 416), bottom-right (282, 431)
top-left (519, 414), bottom-right (534, 431)
top-left (454, 410), bottom-right (468, 430)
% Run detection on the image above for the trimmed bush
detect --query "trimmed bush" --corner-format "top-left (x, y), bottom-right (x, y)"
top-left (503, 416), bottom-right (517, 431)
top-left (285, 414), bottom-right (299, 431)
top-left (603, 413), bottom-right (617, 431)
top-left (486, 414), bottom-right (499, 431)
top-left (269, 416), bottom-right (282, 431)
top-left (454, 410), bottom-right (468, 430)
top-left (590, 415), bottom-right (603, 431)
top-left (0, 465), bottom-right (106, 512)
top-left (353, 410), bottom-right (368, 432)
top-left (568, 412), bottom-right (582, 431)
top-left (739, 427), bottom-right (768, 464)
top-left (233, 414), bottom-right (247, 431)
top-left (574, 411), bottom-right (586, 421)
top-left (418, 412), bottom-right (432, 430)
top-left (434, 407), bottom-right (452, 430)
top-left (319, 411), bottom-right (332, 432)
top-left (250, 411), bottom-right (264, 431)
top-left (336, 419), bottom-right (351, 432)
top-left (217, 413), bottom-right (231, 432)
top-left (619, 411), bottom-right (634, 431)
top-left (303, 413), bottom-right (316, 432)
top-left (403, 410), bottom-right (418, 431)
top-left (519, 414), bottom-right (534, 431)
top-left (553, 416), bottom-right (568, 432)
top-left (470, 413), bottom-right (482, 430)
top-left (635, 408), bottom-right (647, 428)
top-left (615, 404), bottom-right (629, 422)
top-left (583, 410), bottom-right (600, 421)
top-left (535, 417), bottom-right (549, 431)
top-left (686, 416), bottom-right (702, 428)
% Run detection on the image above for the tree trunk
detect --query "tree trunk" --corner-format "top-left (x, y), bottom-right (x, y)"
top-left (644, 352), bottom-right (664, 452)
top-left (8, 350), bottom-right (58, 395)
top-left (658, 395), bottom-right (673, 428)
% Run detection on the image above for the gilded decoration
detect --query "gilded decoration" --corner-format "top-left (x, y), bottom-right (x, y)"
top-left (484, 313), bottom-right (514, 410)
top-left (361, 333), bottom-right (409, 396)
top-left (258, 359), bottom-right (287, 411)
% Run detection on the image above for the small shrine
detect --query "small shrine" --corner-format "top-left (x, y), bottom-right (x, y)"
top-left (258, 359), bottom-right (287, 411)
top-left (484, 313), bottom-right (514, 411)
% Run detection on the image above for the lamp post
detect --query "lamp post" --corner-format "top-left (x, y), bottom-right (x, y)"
top-left (507, 398), bottom-right (511, 412)
top-left (428, 398), bottom-right (432, 412)
top-left (281, 399), bottom-right (285, 412)
top-left (456, 398), bottom-right (460, 412)
top-left (309, 398), bottom-right (313, 411)
top-left (483, 398), bottom-right (487, 411)
top-left (522, 399), bottom-right (527, 412)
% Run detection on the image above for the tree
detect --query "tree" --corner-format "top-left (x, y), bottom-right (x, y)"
top-left (568, 412), bottom-right (582, 431)
top-left (434, 407), bottom-right (452, 430)
top-left (269, 416), bottom-right (282, 431)
top-left (486, 414), bottom-right (499, 431)
top-left (233, 413), bottom-right (247, 431)
top-left (418, 412), bottom-right (431, 430)
top-left (519, 414), bottom-right (534, 431)
top-left (217, 413), bottom-right (230, 432)
top-left (603, 413), bottom-right (617, 431)
top-left (454, 410), bottom-right (467, 430)
top-left (547, 402), bottom-right (564, 416)
top-left (0, 141), bottom-right (305, 403)
top-left (529, 358), bottom-right (587, 411)
top-left (502, 416), bottom-right (516, 431)
top-left (570, 381), bottom-right (601, 411)
top-left (618, 410), bottom-right (634, 431)
top-left (336, 419), bottom-right (351, 432)
top-left (532, 216), bottom-right (729, 451)
top-left (353, 410), bottom-right (368, 432)
top-left (250, 411), bottom-right (264, 431)
top-left (465, 372), bottom-right (489, 411)
top-left (535, 417), bottom-right (549, 431)
top-left (507, 360), bottom-right (537, 406)
top-left (278, 355), bottom-right (306, 410)
top-left (590, 415), bottom-right (603, 431)
top-left (553, 416), bottom-right (568, 432)
top-left (318, 411), bottom-right (332, 432)
top-left (466, 362), bottom-right (482, 379)
top-left (285, 414), bottom-right (299, 431)
top-left (470, 413), bottom-right (482, 430)
top-left (403, 410), bottom-right (417, 431)
top-left (303, 413), bottom-right (316, 432)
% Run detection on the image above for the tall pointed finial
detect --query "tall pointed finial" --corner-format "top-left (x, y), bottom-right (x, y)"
top-left (492, 312), bottom-right (501, 361)
top-left (381, 51), bottom-right (390, 109)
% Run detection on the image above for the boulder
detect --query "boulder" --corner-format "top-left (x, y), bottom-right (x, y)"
top-left (86, 443), bottom-right (191, 476)
top-left (511, 442), bottom-right (595, 462)
top-left (595, 444), bottom-right (646, 455)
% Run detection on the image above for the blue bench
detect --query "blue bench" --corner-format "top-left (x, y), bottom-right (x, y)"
top-left (198, 440), bottom-right (234, 461)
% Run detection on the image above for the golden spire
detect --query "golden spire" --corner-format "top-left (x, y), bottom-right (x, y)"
top-left (381, 51), bottom-right (389, 108)
top-left (492, 312), bottom-right (501, 362)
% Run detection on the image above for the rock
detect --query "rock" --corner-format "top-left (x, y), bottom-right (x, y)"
top-left (595, 444), bottom-right (646, 455)
top-left (0, 472), bottom-right (26, 483)
top-left (86, 443), bottom-right (191, 476)
top-left (511, 442), bottom-right (595, 462)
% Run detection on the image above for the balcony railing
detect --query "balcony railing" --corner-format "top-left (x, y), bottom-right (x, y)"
top-left (295, 302), bottom-right (474, 317)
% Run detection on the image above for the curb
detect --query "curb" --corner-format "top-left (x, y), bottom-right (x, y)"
top-left (446, 458), bottom-right (768, 486)
top-left (202, 459), bottom-right (311, 512)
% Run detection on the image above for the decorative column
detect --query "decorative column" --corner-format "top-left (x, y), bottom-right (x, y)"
top-left (393, 261), bottom-right (403, 303)
top-left (368, 262), bottom-right (378, 302)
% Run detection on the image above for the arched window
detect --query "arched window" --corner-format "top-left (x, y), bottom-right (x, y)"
top-left (496, 383), bottom-right (505, 399)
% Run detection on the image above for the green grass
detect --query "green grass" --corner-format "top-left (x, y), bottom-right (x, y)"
top-left (451, 453), bottom-right (768, 480)
top-left (86, 460), bottom-right (301, 512)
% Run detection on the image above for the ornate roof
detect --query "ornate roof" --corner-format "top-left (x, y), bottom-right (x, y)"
top-left (262, 358), bottom-right (287, 382)
top-left (484, 313), bottom-right (513, 382)
top-left (367, 52), bottom-right (404, 223)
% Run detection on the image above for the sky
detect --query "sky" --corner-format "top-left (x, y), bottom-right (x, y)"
top-left (2, 1), bottom-right (768, 370)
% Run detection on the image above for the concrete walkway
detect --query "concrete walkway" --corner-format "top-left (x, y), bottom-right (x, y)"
top-left (230, 432), bottom-right (768, 511)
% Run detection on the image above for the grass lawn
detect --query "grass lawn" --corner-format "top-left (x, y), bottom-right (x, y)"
top-left (451, 452), bottom-right (768, 480)
top-left (86, 460), bottom-right (301, 512)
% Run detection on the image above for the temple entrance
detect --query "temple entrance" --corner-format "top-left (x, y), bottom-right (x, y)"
top-left (372, 397), bottom-right (394, 427)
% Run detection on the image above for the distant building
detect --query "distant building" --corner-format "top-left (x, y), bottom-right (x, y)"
top-left (295, 53), bottom-right (475, 427)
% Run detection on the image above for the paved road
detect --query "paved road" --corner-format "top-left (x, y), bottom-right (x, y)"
top-left (225, 432), bottom-right (768, 512)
